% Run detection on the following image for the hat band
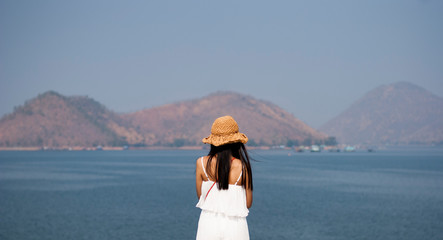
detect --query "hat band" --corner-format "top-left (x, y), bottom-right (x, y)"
top-left (210, 131), bottom-right (239, 136)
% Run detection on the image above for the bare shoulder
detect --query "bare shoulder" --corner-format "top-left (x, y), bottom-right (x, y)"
top-left (231, 158), bottom-right (243, 171)
top-left (195, 156), bottom-right (203, 167)
top-left (196, 156), bottom-right (209, 168)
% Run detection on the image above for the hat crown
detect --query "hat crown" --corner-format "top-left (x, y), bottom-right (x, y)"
top-left (202, 115), bottom-right (248, 146)
top-left (211, 116), bottom-right (239, 135)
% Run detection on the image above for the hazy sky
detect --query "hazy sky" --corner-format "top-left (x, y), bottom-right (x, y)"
top-left (1, 0), bottom-right (442, 128)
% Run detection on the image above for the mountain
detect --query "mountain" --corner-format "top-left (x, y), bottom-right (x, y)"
top-left (123, 91), bottom-right (326, 146)
top-left (0, 91), bottom-right (142, 147)
top-left (0, 91), bottom-right (326, 148)
top-left (320, 82), bottom-right (443, 145)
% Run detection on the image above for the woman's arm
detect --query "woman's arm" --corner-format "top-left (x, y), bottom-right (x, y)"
top-left (246, 188), bottom-right (253, 208)
top-left (245, 169), bottom-right (253, 208)
top-left (195, 158), bottom-right (203, 199)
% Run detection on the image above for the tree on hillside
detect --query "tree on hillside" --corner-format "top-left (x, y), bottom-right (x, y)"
top-left (324, 136), bottom-right (338, 146)
top-left (302, 138), bottom-right (312, 146)
top-left (286, 139), bottom-right (300, 147)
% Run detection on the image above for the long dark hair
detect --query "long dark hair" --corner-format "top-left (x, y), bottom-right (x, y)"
top-left (206, 142), bottom-right (253, 190)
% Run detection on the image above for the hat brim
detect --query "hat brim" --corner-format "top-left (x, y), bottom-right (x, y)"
top-left (202, 132), bottom-right (248, 147)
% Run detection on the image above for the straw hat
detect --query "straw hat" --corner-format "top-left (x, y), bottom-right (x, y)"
top-left (202, 115), bottom-right (248, 146)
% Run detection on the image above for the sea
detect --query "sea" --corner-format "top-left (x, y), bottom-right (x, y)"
top-left (0, 147), bottom-right (442, 240)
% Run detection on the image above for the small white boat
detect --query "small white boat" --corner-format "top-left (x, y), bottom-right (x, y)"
top-left (344, 146), bottom-right (355, 152)
top-left (311, 145), bottom-right (320, 152)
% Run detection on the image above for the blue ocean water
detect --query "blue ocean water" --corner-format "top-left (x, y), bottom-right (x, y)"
top-left (0, 148), bottom-right (442, 240)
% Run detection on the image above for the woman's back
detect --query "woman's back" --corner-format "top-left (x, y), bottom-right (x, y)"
top-left (196, 156), bottom-right (249, 218)
top-left (200, 155), bottom-right (243, 185)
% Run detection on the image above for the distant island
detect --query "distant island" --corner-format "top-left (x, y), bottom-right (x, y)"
top-left (0, 82), bottom-right (442, 150)
top-left (0, 91), bottom-right (328, 150)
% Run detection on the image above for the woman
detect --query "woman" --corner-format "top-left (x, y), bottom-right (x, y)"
top-left (195, 115), bottom-right (253, 240)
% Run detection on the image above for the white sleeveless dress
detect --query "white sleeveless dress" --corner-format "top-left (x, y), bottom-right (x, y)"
top-left (196, 157), bottom-right (250, 240)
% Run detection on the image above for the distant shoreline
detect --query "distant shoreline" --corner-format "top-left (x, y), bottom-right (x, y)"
top-left (0, 146), bottom-right (275, 151)
top-left (1, 145), bottom-right (441, 152)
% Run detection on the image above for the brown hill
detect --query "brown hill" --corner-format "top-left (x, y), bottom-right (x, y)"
top-left (0, 91), bottom-right (142, 147)
top-left (0, 91), bottom-right (326, 147)
top-left (320, 82), bottom-right (443, 145)
top-left (123, 91), bottom-right (326, 146)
